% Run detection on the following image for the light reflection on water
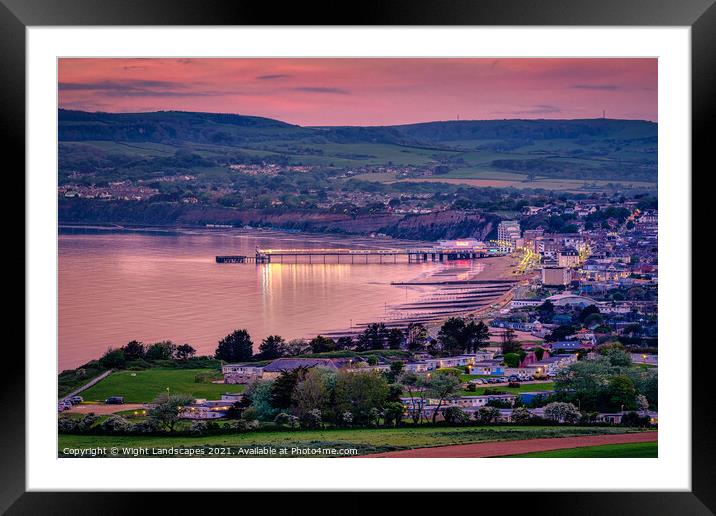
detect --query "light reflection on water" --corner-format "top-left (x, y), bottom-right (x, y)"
top-left (58, 232), bottom-right (453, 370)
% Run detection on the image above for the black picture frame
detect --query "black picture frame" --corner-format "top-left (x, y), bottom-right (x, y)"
top-left (2, 0), bottom-right (712, 512)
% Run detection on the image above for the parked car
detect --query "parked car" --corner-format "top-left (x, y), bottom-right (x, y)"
top-left (105, 396), bottom-right (124, 405)
top-left (57, 402), bottom-right (70, 412)
top-left (70, 396), bottom-right (83, 404)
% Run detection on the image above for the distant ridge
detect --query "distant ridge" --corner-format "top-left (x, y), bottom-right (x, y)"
top-left (59, 109), bottom-right (656, 147)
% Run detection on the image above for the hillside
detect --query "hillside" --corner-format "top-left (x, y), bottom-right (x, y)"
top-left (57, 110), bottom-right (657, 234)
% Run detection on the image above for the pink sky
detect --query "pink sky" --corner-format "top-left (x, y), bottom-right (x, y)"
top-left (58, 58), bottom-right (657, 126)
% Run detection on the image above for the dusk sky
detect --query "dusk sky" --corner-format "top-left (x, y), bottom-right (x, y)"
top-left (58, 58), bottom-right (657, 126)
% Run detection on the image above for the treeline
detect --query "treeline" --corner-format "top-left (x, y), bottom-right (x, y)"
top-left (213, 318), bottom-right (491, 363)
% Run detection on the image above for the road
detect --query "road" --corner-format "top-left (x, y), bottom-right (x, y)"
top-left (360, 431), bottom-right (657, 458)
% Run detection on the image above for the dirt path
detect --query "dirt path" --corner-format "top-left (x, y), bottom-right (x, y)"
top-left (65, 403), bottom-right (147, 415)
top-left (361, 431), bottom-right (657, 458)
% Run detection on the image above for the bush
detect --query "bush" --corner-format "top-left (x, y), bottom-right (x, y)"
top-left (189, 421), bottom-right (208, 435)
top-left (511, 407), bottom-right (532, 424)
top-left (621, 411), bottom-right (651, 427)
top-left (131, 420), bottom-right (160, 434)
top-left (99, 348), bottom-right (126, 369)
top-left (475, 406), bottom-right (501, 424)
top-left (544, 402), bottom-right (581, 424)
top-left (100, 415), bottom-right (132, 433)
top-left (76, 413), bottom-right (99, 432)
top-left (442, 406), bottom-right (470, 425)
top-left (58, 416), bottom-right (78, 433)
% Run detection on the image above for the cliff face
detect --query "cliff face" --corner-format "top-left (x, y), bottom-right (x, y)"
top-left (379, 210), bottom-right (500, 241)
top-left (59, 200), bottom-right (499, 241)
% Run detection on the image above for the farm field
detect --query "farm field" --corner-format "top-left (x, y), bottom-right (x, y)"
top-left (500, 441), bottom-right (658, 458)
top-left (58, 425), bottom-right (647, 457)
top-left (79, 368), bottom-right (242, 403)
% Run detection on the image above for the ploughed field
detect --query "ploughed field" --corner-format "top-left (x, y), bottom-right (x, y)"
top-left (58, 425), bottom-right (652, 458)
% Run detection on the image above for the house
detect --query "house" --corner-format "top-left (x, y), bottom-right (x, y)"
top-left (260, 357), bottom-right (352, 380)
top-left (470, 360), bottom-right (505, 376)
top-left (220, 393), bottom-right (244, 403)
top-left (525, 354), bottom-right (577, 376)
top-left (180, 399), bottom-right (233, 419)
top-left (222, 363), bottom-right (264, 384)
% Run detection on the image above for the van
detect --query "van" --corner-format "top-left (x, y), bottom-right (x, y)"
top-left (105, 396), bottom-right (124, 405)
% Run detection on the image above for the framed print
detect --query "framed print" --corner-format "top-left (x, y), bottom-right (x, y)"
top-left (4, 0), bottom-right (714, 512)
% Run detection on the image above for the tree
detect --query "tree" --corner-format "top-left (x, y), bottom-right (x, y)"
top-left (175, 343), bottom-right (196, 360)
top-left (386, 361), bottom-right (405, 383)
top-left (442, 406), bottom-right (470, 425)
top-left (476, 406), bottom-right (501, 424)
top-left (149, 392), bottom-right (194, 432)
top-left (244, 380), bottom-right (279, 421)
top-left (258, 335), bottom-right (285, 360)
top-left (284, 339), bottom-right (310, 357)
top-left (604, 348), bottom-right (632, 368)
top-left (511, 406), bottom-right (532, 424)
top-left (406, 323), bottom-right (429, 351)
top-left (270, 367), bottom-right (308, 411)
top-left (309, 335), bottom-right (336, 354)
top-left (578, 304), bottom-right (601, 323)
top-left (387, 328), bottom-right (405, 350)
top-left (121, 340), bottom-right (145, 360)
top-left (544, 402), bottom-right (581, 424)
top-left (334, 370), bottom-right (389, 425)
top-left (500, 328), bottom-right (521, 355)
top-left (464, 320), bottom-right (490, 353)
top-left (146, 341), bottom-right (177, 361)
top-left (636, 394), bottom-right (649, 413)
top-left (382, 402), bottom-right (406, 427)
top-left (335, 336), bottom-right (354, 350)
top-left (537, 300), bottom-right (555, 316)
top-left (356, 323), bottom-right (389, 351)
top-left (215, 329), bottom-right (253, 362)
top-left (503, 352), bottom-right (521, 368)
top-left (401, 372), bottom-right (429, 424)
top-left (99, 347), bottom-right (126, 369)
top-left (426, 373), bottom-right (462, 423)
top-left (606, 375), bottom-right (637, 411)
top-left (438, 317), bottom-right (467, 355)
top-left (292, 368), bottom-right (331, 421)
top-left (545, 324), bottom-right (576, 343)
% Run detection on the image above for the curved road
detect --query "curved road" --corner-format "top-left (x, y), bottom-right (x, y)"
top-left (360, 431), bottom-right (657, 458)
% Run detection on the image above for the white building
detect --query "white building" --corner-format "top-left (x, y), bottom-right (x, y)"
top-left (497, 220), bottom-right (521, 252)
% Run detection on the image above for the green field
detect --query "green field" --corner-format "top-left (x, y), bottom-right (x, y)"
top-left (460, 382), bottom-right (554, 396)
top-left (80, 369), bottom-right (242, 403)
top-left (501, 441), bottom-right (658, 458)
top-left (58, 425), bottom-right (649, 457)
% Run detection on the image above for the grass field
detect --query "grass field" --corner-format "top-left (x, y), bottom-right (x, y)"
top-left (80, 369), bottom-right (242, 403)
top-left (460, 382), bottom-right (554, 396)
top-left (58, 425), bottom-right (649, 457)
top-left (500, 441), bottom-right (658, 458)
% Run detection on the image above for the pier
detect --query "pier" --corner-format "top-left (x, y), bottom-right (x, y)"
top-left (216, 239), bottom-right (505, 265)
top-left (216, 255), bottom-right (254, 263)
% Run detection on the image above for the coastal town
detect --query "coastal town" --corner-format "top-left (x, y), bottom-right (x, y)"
top-left (56, 58), bottom-right (658, 459)
top-left (58, 193), bottom-right (658, 457)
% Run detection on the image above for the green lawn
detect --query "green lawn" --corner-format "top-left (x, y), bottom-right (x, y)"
top-left (80, 369), bottom-right (243, 403)
top-left (58, 425), bottom-right (649, 457)
top-left (500, 441), bottom-right (658, 458)
top-left (460, 382), bottom-right (554, 396)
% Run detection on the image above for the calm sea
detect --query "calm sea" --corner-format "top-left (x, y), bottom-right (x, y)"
top-left (58, 230), bottom-right (444, 371)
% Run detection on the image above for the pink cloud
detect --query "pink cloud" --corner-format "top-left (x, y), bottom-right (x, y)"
top-left (58, 58), bottom-right (657, 125)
